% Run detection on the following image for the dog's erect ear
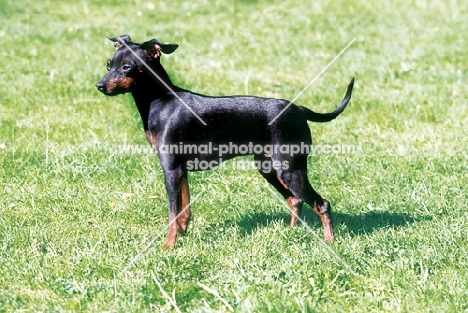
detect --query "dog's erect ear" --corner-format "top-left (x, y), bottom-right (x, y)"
top-left (107, 35), bottom-right (132, 50)
top-left (159, 43), bottom-right (179, 54)
top-left (141, 38), bottom-right (179, 59)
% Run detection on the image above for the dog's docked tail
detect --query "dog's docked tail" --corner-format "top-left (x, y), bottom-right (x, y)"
top-left (301, 77), bottom-right (354, 123)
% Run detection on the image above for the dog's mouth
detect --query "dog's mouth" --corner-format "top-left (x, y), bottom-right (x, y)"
top-left (96, 84), bottom-right (122, 96)
top-left (96, 77), bottom-right (134, 96)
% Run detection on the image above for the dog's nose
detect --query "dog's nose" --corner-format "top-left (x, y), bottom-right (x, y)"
top-left (96, 82), bottom-right (106, 92)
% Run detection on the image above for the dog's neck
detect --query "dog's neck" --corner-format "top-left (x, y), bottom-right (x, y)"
top-left (131, 59), bottom-right (182, 130)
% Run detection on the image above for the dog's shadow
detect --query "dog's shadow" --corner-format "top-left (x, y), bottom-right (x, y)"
top-left (233, 209), bottom-right (430, 237)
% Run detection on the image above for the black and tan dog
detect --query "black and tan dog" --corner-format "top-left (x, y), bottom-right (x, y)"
top-left (96, 35), bottom-right (354, 248)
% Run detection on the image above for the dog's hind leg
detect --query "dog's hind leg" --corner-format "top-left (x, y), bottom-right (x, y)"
top-left (273, 155), bottom-right (335, 242)
top-left (302, 179), bottom-right (334, 242)
top-left (254, 155), bottom-right (304, 227)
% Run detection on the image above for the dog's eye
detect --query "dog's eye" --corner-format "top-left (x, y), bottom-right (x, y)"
top-left (122, 64), bottom-right (132, 71)
top-left (106, 60), bottom-right (111, 71)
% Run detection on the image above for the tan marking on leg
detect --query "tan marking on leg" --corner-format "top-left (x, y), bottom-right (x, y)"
top-left (177, 175), bottom-right (191, 233)
top-left (313, 199), bottom-right (334, 242)
top-left (287, 197), bottom-right (303, 227)
top-left (162, 209), bottom-right (179, 249)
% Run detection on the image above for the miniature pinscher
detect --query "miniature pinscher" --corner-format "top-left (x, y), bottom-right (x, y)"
top-left (96, 35), bottom-right (354, 248)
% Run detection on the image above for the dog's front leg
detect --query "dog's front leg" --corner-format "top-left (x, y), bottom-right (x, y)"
top-left (177, 172), bottom-right (191, 233)
top-left (161, 165), bottom-right (184, 249)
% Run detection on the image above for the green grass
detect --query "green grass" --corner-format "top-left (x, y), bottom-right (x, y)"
top-left (1, 0), bottom-right (468, 311)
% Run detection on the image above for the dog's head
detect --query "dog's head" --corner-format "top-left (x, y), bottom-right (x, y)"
top-left (95, 34), bottom-right (178, 96)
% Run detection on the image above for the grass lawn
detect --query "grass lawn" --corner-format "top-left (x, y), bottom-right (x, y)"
top-left (1, 0), bottom-right (467, 311)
